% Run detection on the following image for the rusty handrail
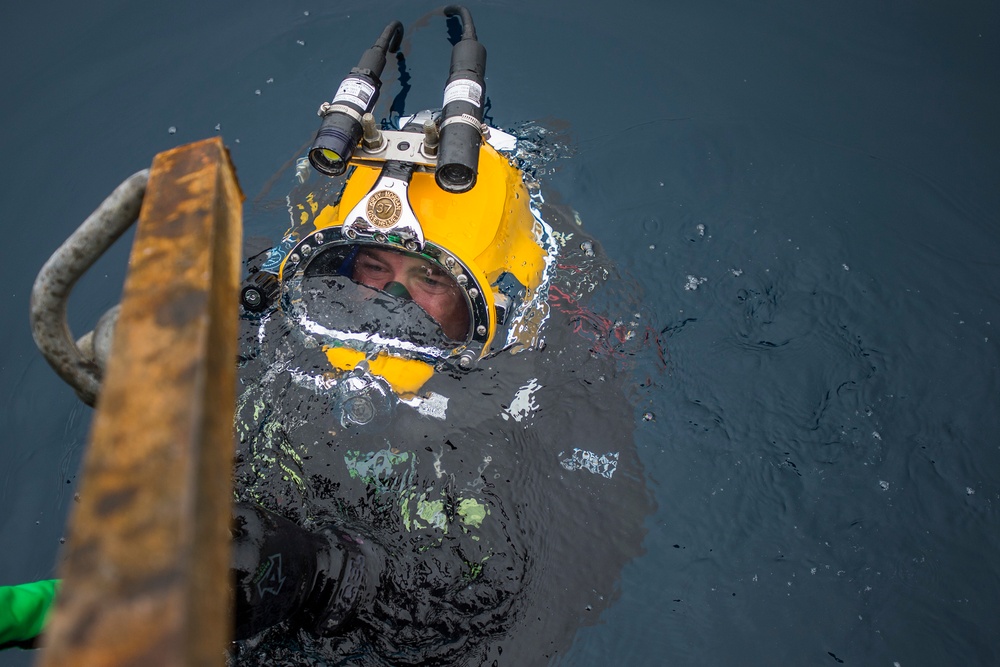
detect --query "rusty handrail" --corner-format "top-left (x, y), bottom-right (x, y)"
top-left (37, 137), bottom-right (244, 667)
top-left (29, 170), bottom-right (149, 407)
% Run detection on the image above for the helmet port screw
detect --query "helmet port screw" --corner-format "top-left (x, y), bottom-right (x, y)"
top-left (456, 274), bottom-right (468, 286)
top-left (445, 257), bottom-right (456, 269)
top-left (468, 287), bottom-right (479, 298)
top-left (374, 233), bottom-right (387, 243)
top-left (404, 240), bottom-right (418, 252)
top-left (289, 253), bottom-right (300, 264)
top-left (345, 228), bottom-right (358, 240)
top-left (476, 325), bottom-right (487, 336)
top-left (459, 350), bottom-right (477, 369)
top-left (314, 232), bottom-right (324, 244)
top-left (301, 244), bottom-right (312, 256)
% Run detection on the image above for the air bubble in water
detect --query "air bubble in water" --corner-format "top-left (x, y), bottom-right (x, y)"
top-left (167, 126), bottom-right (177, 134)
top-left (642, 412), bottom-right (655, 422)
top-left (879, 480), bottom-right (889, 491)
top-left (684, 275), bottom-right (707, 291)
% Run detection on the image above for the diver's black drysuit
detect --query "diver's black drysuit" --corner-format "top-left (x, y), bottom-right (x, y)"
top-left (229, 223), bottom-right (651, 666)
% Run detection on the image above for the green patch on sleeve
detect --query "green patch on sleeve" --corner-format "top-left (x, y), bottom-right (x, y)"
top-left (457, 497), bottom-right (488, 528)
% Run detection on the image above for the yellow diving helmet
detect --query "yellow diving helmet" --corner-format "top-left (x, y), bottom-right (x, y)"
top-left (263, 13), bottom-right (555, 400)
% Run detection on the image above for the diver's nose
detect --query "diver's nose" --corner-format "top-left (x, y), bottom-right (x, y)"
top-left (383, 281), bottom-right (412, 301)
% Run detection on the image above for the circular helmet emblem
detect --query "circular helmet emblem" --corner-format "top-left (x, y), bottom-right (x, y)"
top-left (366, 190), bottom-right (403, 228)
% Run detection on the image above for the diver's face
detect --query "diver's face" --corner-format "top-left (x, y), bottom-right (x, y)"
top-left (352, 247), bottom-right (470, 341)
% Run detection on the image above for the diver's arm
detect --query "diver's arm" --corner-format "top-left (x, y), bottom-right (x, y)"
top-left (0, 579), bottom-right (59, 650)
top-left (231, 502), bottom-right (372, 640)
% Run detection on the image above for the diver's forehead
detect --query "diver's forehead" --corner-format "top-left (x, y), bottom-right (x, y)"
top-left (358, 246), bottom-right (446, 274)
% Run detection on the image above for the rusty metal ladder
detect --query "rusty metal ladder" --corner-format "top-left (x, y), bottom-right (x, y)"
top-left (30, 137), bottom-right (243, 666)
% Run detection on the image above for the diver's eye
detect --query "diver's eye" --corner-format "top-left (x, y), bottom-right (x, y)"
top-left (416, 268), bottom-right (453, 293)
top-left (356, 258), bottom-right (389, 275)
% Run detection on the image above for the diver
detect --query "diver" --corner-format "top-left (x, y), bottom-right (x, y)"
top-left (2, 8), bottom-right (650, 664)
top-left (228, 8), bottom-right (651, 666)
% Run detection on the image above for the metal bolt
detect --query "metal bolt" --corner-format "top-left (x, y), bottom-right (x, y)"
top-left (345, 228), bottom-right (357, 240)
top-left (468, 287), bottom-right (479, 299)
top-left (404, 240), bottom-right (418, 252)
top-left (314, 232), bottom-right (324, 244)
top-left (289, 253), bottom-right (300, 263)
top-left (361, 113), bottom-right (385, 151)
top-left (301, 244), bottom-right (312, 256)
top-left (476, 325), bottom-right (487, 336)
top-left (374, 233), bottom-right (387, 243)
top-left (456, 274), bottom-right (468, 286)
top-left (422, 120), bottom-right (440, 157)
top-left (445, 257), bottom-right (456, 269)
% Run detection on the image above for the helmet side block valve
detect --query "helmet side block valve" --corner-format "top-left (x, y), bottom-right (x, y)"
top-left (241, 271), bottom-right (280, 313)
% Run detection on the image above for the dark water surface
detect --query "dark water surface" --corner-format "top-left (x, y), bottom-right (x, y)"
top-left (2, 1), bottom-right (998, 665)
